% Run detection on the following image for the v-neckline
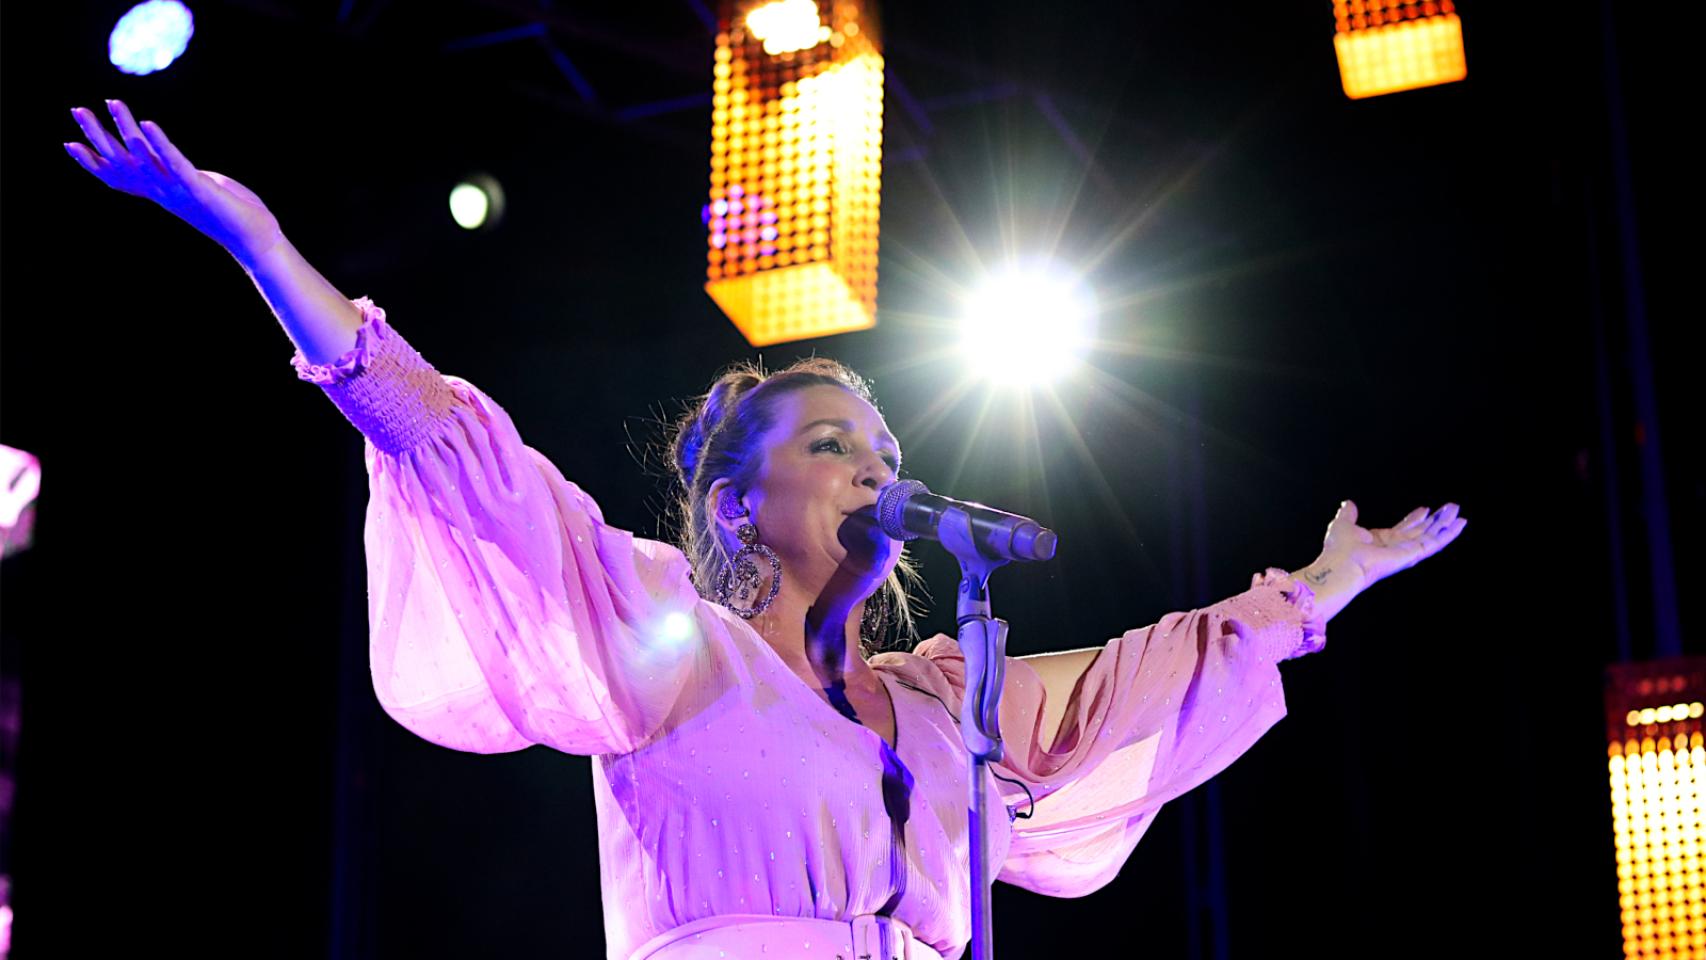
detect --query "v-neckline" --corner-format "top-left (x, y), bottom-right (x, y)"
top-left (746, 622), bottom-right (900, 752)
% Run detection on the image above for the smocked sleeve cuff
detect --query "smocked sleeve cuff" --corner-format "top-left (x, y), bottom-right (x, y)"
top-left (1248, 566), bottom-right (1328, 661)
top-left (290, 297), bottom-right (458, 456)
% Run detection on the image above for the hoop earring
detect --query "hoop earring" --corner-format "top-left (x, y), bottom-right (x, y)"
top-left (715, 498), bottom-right (782, 618)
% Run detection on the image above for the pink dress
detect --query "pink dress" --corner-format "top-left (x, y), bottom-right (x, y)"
top-left (292, 298), bottom-right (1328, 960)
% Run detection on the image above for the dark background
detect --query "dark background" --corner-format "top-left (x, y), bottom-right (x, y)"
top-left (3, 0), bottom-right (1693, 956)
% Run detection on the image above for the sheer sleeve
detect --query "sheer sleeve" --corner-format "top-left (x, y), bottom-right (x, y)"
top-left (292, 297), bottom-right (706, 757)
top-left (909, 568), bottom-right (1325, 897)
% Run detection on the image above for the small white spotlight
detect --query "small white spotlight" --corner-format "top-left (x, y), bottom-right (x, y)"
top-left (960, 263), bottom-right (1097, 386)
top-left (109, 1), bottom-right (195, 76)
top-left (449, 172), bottom-right (505, 231)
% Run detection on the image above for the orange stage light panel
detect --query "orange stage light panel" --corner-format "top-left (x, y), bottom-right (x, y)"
top-left (1333, 0), bottom-right (1467, 99)
top-left (707, 0), bottom-right (883, 346)
top-left (1606, 659), bottom-right (1706, 960)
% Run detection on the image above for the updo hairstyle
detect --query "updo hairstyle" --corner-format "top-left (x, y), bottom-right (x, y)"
top-left (665, 357), bottom-right (925, 658)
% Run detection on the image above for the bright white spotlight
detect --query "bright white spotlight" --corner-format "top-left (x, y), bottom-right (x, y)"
top-left (109, 1), bottom-right (195, 76)
top-left (960, 264), bottom-right (1097, 386)
top-left (449, 173), bottom-right (505, 231)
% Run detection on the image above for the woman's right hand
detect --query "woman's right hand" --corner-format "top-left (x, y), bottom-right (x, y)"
top-left (65, 98), bottom-right (284, 265)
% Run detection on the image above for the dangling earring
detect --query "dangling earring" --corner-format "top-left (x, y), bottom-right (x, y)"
top-left (714, 495), bottom-right (782, 618)
top-left (860, 583), bottom-right (893, 648)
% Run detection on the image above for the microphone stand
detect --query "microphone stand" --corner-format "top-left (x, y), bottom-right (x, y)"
top-left (936, 505), bottom-right (1010, 960)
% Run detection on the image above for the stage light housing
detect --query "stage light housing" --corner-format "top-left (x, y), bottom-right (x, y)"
top-left (705, 0), bottom-right (884, 346)
top-left (1332, 0), bottom-right (1466, 99)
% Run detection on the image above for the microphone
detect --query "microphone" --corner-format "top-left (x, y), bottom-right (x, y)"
top-left (874, 479), bottom-right (1057, 562)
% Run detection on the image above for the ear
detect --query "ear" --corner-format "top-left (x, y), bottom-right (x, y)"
top-left (707, 477), bottom-right (745, 543)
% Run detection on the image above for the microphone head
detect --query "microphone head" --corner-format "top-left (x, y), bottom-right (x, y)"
top-left (1029, 527), bottom-right (1058, 561)
top-left (876, 478), bottom-right (930, 541)
top-left (1008, 521), bottom-right (1059, 562)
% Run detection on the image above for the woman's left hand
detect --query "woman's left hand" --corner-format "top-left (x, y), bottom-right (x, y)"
top-left (1320, 500), bottom-right (1466, 588)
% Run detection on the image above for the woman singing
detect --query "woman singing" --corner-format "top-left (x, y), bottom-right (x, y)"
top-left (65, 99), bottom-right (1466, 960)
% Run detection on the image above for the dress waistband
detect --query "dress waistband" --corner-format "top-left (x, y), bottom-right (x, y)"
top-left (630, 913), bottom-right (946, 960)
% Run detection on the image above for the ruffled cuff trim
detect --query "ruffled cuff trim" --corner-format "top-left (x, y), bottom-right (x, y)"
top-left (290, 296), bottom-right (389, 385)
top-left (1250, 566), bottom-right (1328, 661)
top-left (288, 297), bottom-right (458, 456)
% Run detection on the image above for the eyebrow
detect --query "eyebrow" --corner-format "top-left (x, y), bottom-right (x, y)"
top-left (798, 418), bottom-right (901, 453)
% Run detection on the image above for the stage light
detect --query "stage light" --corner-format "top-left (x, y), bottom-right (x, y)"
top-left (959, 265), bottom-right (1097, 387)
top-left (1605, 659), bottom-right (1706, 960)
top-left (705, 0), bottom-right (884, 346)
top-left (109, 0), bottom-right (195, 76)
top-left (1332, 0), bottom-right (1466, 99)
top-left (449, 184), bottom-right (488, 230)
top-left (448, 173), bottom-right (505, 231)
top-left (745, 0), bottom-right (830, 56)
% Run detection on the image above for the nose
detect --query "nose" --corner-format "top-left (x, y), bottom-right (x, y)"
top-left (856, 452), bottom-right (894, 492)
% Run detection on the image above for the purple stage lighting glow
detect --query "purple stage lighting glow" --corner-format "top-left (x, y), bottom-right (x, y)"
top-left (109, 1), bottom-right (195, 76)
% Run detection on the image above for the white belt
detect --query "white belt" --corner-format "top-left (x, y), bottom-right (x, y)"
top-left (631, 912), bottom-right (946, 960)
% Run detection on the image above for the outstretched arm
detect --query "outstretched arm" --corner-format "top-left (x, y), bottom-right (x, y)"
top-left (989, 500), bottom-right (1466, 896)
top-left (68, 99), bottom-right (711, 757)
top-left (65, 98), bottom-right (362, 364)
top-left (1291, 499), bottom-right (1467, 622)
top-left (1020, 499), bottom-right (1467, 745)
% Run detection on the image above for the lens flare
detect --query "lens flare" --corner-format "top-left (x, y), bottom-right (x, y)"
top-left (959, 265), bottom-right (1098, 386)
